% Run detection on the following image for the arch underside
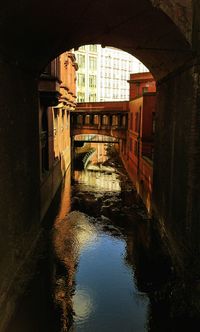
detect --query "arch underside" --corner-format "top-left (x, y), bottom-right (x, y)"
top-left (72, 128), bottom-right (126, 140)
top-left (0, 0), bottom-right (193, 80)
top-left (74, 134), bottom-right (119, 142)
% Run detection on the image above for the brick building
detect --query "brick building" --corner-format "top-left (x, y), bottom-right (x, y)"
top-left (38, 51), bottom-right (78, 219)
top-left (120, 72), bottom-right (156, 213)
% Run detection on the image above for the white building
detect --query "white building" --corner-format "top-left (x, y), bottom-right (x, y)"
top-left (75, 45), bottom-right (148, 102)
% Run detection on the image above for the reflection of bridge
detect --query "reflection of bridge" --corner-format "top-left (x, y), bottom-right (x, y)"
top-left (71, 101), bottom-right (129, 140)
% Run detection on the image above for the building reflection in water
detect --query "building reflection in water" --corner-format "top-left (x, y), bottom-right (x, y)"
top-left (51, 143), bottom-right (148, 330)
top-left (74, 169), bottom-right (120, 192)
top-left (52, 142), bottom-right (200, 331)
top-left (53, 209), bottom-right (98, 331)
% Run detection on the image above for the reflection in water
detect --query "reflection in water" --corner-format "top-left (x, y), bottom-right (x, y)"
top-left (52, 144), bottom-right (152, 330)
top-left (74, 169), bottom-right (120, 192)
top-left (72, 228), bottom-right (149, 332)
top-left (52, 143), bottom-right (200, 331)
top-left (53, 210), bottom-right (97, 331)
top-left (53, 209), bottom-right (150, 331)
top-left (6, 144), bottom-right (200, 331)
top-left (73, 287), bottom-right (94, 323)
top-left (51, 140), bottom-right (200, 331)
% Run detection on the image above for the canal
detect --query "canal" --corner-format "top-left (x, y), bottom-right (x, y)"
top-left (6, 144), bottom-right (200, 331)
top-left (54, 144), bottom-right (152, 331)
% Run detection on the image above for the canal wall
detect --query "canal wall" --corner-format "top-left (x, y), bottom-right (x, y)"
top-left (119, 145), bottom-right (153, 215)
top-left (40, 149), bottom-right (71, 221)
top-left (0, 59), bottom-right (72, 330)
top-left (0, 65), bottom-right (42, 332)
top-left (153, 63), bottom-right (200, 275)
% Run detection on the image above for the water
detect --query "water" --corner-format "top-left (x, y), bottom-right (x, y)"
top-left (54, 147), bottom-right (152, 332)
top-left (52, 144), bottom-right (169, 331)
top-left (64, 212), bottom-right (149, 332)
top-left (6, 144), bottom-right (200, 331)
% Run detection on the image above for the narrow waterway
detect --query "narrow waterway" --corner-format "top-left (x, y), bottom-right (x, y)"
top-left (52, 144), bottom-right (172, 331)
top-left (54, 175), bottom-right (149, 330)
top-left (6, 144), bottom-right (200, 332)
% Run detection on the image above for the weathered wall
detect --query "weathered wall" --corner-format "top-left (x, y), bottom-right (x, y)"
top-left (153, 61), bottom-right (200, 269)
top-left (150, 0), bottom-right (193, 42)
top-left (0, 0), bottom-right (193, 80)
top-left (0, 61), bottom-right (41, 331)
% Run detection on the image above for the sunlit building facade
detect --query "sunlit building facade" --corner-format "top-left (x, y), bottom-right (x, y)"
top-left (120, 72), bottom-right (156, 213)
top-left (75, 45), bottom-right (100, 102)
top-left (39, 51), bottom-right (78, 219)
top-left (75, 45), bottom-right (148, 102)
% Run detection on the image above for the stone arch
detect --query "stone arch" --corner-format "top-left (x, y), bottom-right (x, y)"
top-left (74, 133), bottom-right (120, 142)
top-left (0, 0), bottom-right (194, 80)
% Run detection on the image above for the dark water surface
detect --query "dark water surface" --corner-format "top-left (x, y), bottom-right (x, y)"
top-left (67, 174), bottom-right (149, 331)
top-left (52, 147), bottom-right (172, 332)
top-left (6, 145), bottom-right (200, 331)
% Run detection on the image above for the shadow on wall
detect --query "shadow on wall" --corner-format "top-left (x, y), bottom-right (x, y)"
top-left (4, 166), bottom-right (71, 332)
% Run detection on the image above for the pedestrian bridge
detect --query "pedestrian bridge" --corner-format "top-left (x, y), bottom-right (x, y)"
top-left (74, 134), bottom-right (119, 144)
top-left (71, 101), bottom-right (129, 140)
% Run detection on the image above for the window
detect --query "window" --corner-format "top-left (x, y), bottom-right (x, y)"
top-left (89, 45), bottom-right (97, 52)
top-left (89, 75), bottom-right (96, 88)
top-left (142, 86), bottom-right (148, 94)
top-left (94, 115), bottom-right (99, 124)
top-left (105, 56), bottom-right (111, 67)
top-left (106, 88), bottom-right (110, 98)
top-left (112, 115), bottom-right (118, 126)
top-left (85, 115), bottom-right (90, 125)
top-left (78, 73), bottom-right (85, 87)
top-left (113, 58), bottom-right (119, 68)
top-left (89, 56), bottom-right (97, 71)
top-left (113, 70), bottom-right (119, 79)
top-left (77, 54), bottom-right (85, 68)
top-left (77, 92), bottom-right (85, 102)
top-left (122, 115), bottom-right (126, 127)
top-left (102, 115), bottom-right (108, 125)
top-left (89, 93), bottom-right (96, 102)
top-left (77, 115), bottom-right (83, 124)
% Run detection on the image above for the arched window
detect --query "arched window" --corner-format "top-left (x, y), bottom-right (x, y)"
top-left (102, 115), bottom-right (108, 125)
top-left (77, 115), bottom-right (83, 125)
top-left (85, 115), bottom-right (90, 125)
top-left (94, 115), bottom-right (99, 125)
top-left (112, 115), bottom-right (118, 126)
